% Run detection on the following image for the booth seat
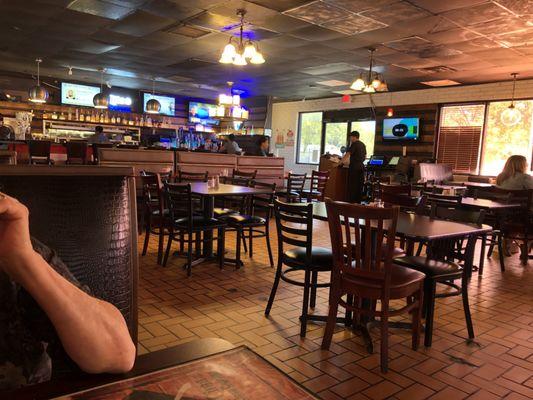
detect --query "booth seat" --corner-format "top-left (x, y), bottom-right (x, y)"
top-left (237, 155), bottom-right (284, 187)
top-left (175, 152), bottom-right (236, 177)
top-left (415, 163), bottom-right (453, 184)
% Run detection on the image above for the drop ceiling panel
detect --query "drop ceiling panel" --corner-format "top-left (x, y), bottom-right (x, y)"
top-left (67, 0), bottom-right (134, 20)
top-left (360, 2), bottom-right (431, 24)
top-left (109, 10), bottom-right (174, 36)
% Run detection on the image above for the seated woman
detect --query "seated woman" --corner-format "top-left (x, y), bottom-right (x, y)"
top-left (496, 155), bottom-right (533, 191)
top-left (0, 194), bottom-right (136, 390)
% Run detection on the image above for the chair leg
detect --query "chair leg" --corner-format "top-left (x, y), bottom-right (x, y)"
top-left (242, 232), bottom-right (248, 253)
top-left (321, 283), bottom-right (340, 350)
top-left (380, 299), bottom-right (390, 373)
top-left (310, 270), bottom-right (318, 308)
top-left (249, 227), bottom-right (253, 258)
top-left (142, 224), bottom-right (150, 256)
top-left (345, 294), bottom-right (353, 327)
top-left (236, 229), bottom-right (242, 268)
top-left (415, 242), bottom-right (424, 256)
top-left (265, 225), bottom-right (274, 268)
top-left (461, 274), bottom-right (475, 340)
top-left (186, 233), bottom-right (194, 277)
top-left (412, 286), bottom-right (424, 351)
top-left (265, 259), bottom-right (283, 316)
top-left (157, 226), bottom-right (165, 265)
top-left (497, 233), bottom-right (506, 272)
top-left (520, 240), bottom-right (528, 265)
top-left (162, 232), bottom-right (173, 267)
top-left (479, 235), bottom-right (486, 276)
top-left (195, 232), bottom-right (201, 258)
top-left (300, 269), bottom-right (312, 338)
top-left (217, 228), bottom-right (225, 269)
top-left (424, 280), bottom-right (437, 347)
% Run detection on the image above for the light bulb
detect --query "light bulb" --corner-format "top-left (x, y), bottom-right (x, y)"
top-left (219, 94), bottom-right (233, 105)
top-left (222, 43), bottom-right (236, 57)
top-left (377, 81), bottom-right (388, 92)
top-left (363, 84), bottom-right (375, 93)
top-left (350, 77), bottom-right (365, 91)
top-left (219, 53), bottom-right (234, 64)
top-left (243, 42), bottom-right (257, 59)
top-left (233, 53), bottom-right (247, 66)
top-left (250, 51), bottom-right (265, 64)
top-left (371, 78), bottom-right (381, 89)
top-left (232, 94), bottom-right (240, 106)
top-left (501, 104), bottom-right (522, 127)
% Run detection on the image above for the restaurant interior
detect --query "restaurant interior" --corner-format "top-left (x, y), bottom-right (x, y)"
top-left (0, 0), bottom-right (532, 399)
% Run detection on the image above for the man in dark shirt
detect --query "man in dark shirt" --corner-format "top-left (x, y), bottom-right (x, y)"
top-left (0, 193), bottom-right (136, 390)
top-left (342, 131), bottom-right (367, 203)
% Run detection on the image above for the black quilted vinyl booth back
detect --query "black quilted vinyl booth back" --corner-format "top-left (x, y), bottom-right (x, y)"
top-left (0, 173), bottom-right (138, 342)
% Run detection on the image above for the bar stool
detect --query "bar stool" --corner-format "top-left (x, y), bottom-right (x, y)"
top-left (265, 200), bottom-right (333, 337)
top-left (28, 140), bottom-right (53, 165)
top-left (65, 141), bottom-right (88, 165)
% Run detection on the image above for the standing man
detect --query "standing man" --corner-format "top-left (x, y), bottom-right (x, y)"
top-left (342, 131), bottom-right (367, 203)
top-left (87, 126), bottom-right (109, 144)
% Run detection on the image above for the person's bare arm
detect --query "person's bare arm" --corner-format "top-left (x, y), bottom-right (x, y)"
top-left (0, 194), bottom-right (136, 374)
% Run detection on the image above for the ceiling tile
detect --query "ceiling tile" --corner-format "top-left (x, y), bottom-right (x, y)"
top-left (187, 12), bottom-right (240, 31)
top-left (322, 14), bottom-right (387, 35)
top-left (109, 10), bottom-right (174, 37)
top-left (468, 17), bottom-right (531, 36)
top-left (300, 62), bottom-right (357, 75)
top-left (360, 2), bottom-right (430, 24)
top-left (248, 0), bottom-right (316, 13)
top-left (139, 0), bottom-right (202, 20)
top-left (72, 39), bottom-right (121, 54)
top-left (67, 0), bottom-right (134, 20)
top-left (290, 25), bottom-right (347, 41)
top-left (284, 1), bottom-right (348, 25)
top-left (408, 0), bottom-right (489, 14)
top-left (323, 0), bottom-right (397, 13)
top-left (260, 14), bottom-right (312, 33)
top-left (166, 24), bottom-right (211, 38)
top-left (494, 0), bottom-right (532, 17)
top-left (441, 2), bottom-right (516, 27)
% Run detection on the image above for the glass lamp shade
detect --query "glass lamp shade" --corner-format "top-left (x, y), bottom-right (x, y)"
top-left (232, 94), bottom-right (240, 106)
top-left (93, 92), bottom-right (109, 109)
top-left (501, 104), bottom-right (522, 127)
top-left (241, 108), bottom-right (249, 119)
top-left (363, 84), bottom-right (375, 93)
top-left (350, 77), bottom-right (365, 91)
top-left (145, 98), bottom-right (161, 114)
top-left (28, 85), bottom-right (48, 103)
top-left (243, 42), bottom-right (257, 59)
top-left (222, 43), bottom-right (236, 57)
top-left (250, 51), bottom-right (265, 64)
top-left (232, 52), bottom-right (247, 66)
top-left (219, 94), bottom-right (233, 105)
top-left (371, 78), bottom-right (382, 89)
top-left (219, 53), bottom-right (234, 64)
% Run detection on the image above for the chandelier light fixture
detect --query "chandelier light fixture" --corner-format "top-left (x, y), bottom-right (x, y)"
top-left (209, 82), bottom-right (249, 122)
top-left (350, 48), bottom-right (388, 93)
top-left (28, 58), bottom-right (49, 104)
top-left (93, 68), bottom-right (109, 109)
top-left (501, 72), bottom-right (522, 127)
top-left (219, 9), bottom-right (265, 66)
top-left (145, 78), bottom-right (161, 114)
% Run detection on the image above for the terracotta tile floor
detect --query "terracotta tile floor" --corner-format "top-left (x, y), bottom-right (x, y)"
top-left (137, 220), bottom-right (533, 399)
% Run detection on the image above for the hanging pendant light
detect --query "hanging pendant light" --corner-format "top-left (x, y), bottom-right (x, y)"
top-left (145, 78), bottom-right (161, 114)
top-left (501, 73), bottom-right (522, 127)
top-left (93, 68), bottom-right (108, 109)
top-left (28, 58), bottom-right (49, 103)
top-left (350, 49), bottom-right (388, 94)
top-left (218, 9), bottom-right (266, 66)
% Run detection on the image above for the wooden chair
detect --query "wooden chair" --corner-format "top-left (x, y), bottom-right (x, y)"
top-left (301, 170), bottom-right (329, 202)
top-left (381, 192), bottom-right (426, 213)
top-left (140, 172), bottom-right (169, 265)
top-left (424, 192), bottom-right (462, 207)
top-left (265, 200), bottom-right (333, 337)
top-left (283, 172), bottom-right (306, 203)
top-left (379, 183), bottom-right (411, 196)
top-left (321, 200), bottom-right (425, 372)
top-left (65, 141), bottom-right (88, 165)
top-left (176, 169), bottom-right (208, 182)
top-left (162, 183), bottom-right (226, 276)
top-left (28, 140), bottom-right (53, 165)
top-left (395, 204), bottom-right (484, 347)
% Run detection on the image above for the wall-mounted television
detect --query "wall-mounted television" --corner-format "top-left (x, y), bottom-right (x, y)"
top-left (188, 101), bottom-right (220, 126)
top-left (383, 118), bottom-right (420, 141)
top-left (143, 93), bottom-right (175, 116)
top-left (61, 82), bottom-right (100, 107)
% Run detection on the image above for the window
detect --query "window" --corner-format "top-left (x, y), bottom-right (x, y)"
top-left (480, 100), bottom-right (533, 176)
top-left (351, 120), bottom-right (376, 157)
top-left (297, 112), bottom-right (322, 164)
top-left (324, 122), bottom-right (348, 156)
top-left (437, 104), bottom-right (485, 174)
top-left (438, 101), bottom-right (533, 175)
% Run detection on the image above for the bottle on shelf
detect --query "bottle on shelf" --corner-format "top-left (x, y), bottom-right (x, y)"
top-left (79, 111), bottom-right (85, 122)
top-left (111, 114), bottom-right (116, 124)
top-left (59, 112), bottom-right (66, 120)
top-left (51, 112), bottom-right (58, 120)
top-left (104, 112), bottom-right (109, 124)
top-left (75, 108), bottom-right (79, 121)
top-left (116, 114), bottom-right (121, 124)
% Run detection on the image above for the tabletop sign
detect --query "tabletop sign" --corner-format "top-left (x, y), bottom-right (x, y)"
top-left (54, 347), bottom-right (317, 400)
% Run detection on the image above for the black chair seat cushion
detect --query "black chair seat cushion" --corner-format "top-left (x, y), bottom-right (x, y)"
top-left (225, 213), bottom-right (266, 225)
top-left (214, 207), bottom-right (237, 216)
top-left (175, 216), bottom-right (226, 229)
top-left (346, 264), bottom-right (425, 299)
top-left (283, 246), bottom-right (333, 269)
top-left (393, 256), bottom-right (462, 277)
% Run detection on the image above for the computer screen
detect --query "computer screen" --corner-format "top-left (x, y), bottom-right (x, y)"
top-left (388, 156), bottom-right (400, 166)
top-left (368, 156), bottom-right (385, 166)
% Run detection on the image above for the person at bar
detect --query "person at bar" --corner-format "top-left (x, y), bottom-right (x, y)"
top-left (220, 134), bottom-right (242, 155)
top-left (256, 136), bottom-right (270, 157)
top-left (87, 125), bottom-right (109, 144)
top-left (342, 131), bottom-right (367, 203)
top-left (0, 193), bottom-right (135, 389)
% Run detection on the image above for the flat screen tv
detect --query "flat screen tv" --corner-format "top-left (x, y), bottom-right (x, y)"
top-left (143, 93), bottom-right (175, 116)
top-left (383, 117), bottom-right (420, 141)
top-left (188, 101), bottom-right (220, 126)
top-left (61, 82), bottom-right (100, 107)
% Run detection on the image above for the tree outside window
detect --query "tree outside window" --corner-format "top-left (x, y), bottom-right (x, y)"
top-left (297, 112), bottom-right (322, 164)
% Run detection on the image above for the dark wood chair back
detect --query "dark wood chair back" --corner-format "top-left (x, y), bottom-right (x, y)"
top-left (140, 172), bottom-right (164, 216)
top-left (177, 169), bottom-right (208, 183)
top-left (382, 192), bottom-right (426, 213)
top-left (28, 140), bottom-right (52, 165)
top-left (468, 175), bottom-right (491, 183)
top-left (273, 199), bottom-right (313, 264)
top-left (65, 141), bottom-right (88, 165)
top-left (430, 203), bottom-right (485, 225)
top-left (250, 180), bottom-right (276, 218)
top-left (380, 183), bottom-right (411, 196)
top-left (233, 169), bottom-right (257, 179)
top-left (424, 192), bottom-right (462, 206)
top-left (308, 170), bottom-right (329, 201)
top-left (287, 172), bottom-right (307, 196)
top-left (164, 183), bottom-right (194, 229)
top-left (325, 200), bottom-right (400, 285)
